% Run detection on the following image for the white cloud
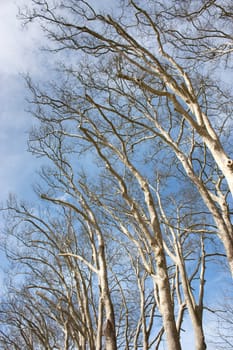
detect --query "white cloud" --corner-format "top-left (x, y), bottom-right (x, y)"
top-left (0, 0), bottom-right (43, 75)
top-left (0, 0), bottom-right (45, 202)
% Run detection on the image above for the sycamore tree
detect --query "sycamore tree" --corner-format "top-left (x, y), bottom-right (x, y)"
top-left (21, 0), bottom-right (233, 273)
top-left (0, 198), bottom-right (121, 349)
top-left (1, 1), bottom-right (233, 350)
top-left (0, 193), bottom-right (182, 350)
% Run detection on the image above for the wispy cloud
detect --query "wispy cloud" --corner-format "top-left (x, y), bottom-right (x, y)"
top-left (0, 0), bottom-right (43, 75)
top-left (0, 0), bottom-right (45, 202)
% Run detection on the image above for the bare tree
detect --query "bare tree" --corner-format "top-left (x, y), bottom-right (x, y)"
top-left (1, 196), bottom-right (117, 350)
top-left (1, 0), bottom-right (232, 349)
top-left (0, 196), bottom-right (173, 349)
top-left (21, 0), bottom-right (233, 276)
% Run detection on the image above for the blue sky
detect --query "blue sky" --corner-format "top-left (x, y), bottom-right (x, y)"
top-left (0, 1), bottom-right (232, 348)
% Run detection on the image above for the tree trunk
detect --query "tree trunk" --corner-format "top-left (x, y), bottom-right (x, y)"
top-left (192, 320), bottom-right (207, 350)
top-left (202, 134), bottom-right (233, 199)
top-left (98, 244), bottom-right (117, 350)
top-left (152, 246), bottom-right (182, 350)
top-left (177, 249), bottom-right (207, 349)
top-left (221, 234), bottom-right (233, 278)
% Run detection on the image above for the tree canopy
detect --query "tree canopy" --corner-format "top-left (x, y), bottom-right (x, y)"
top-left (0, 1), bottom-right (233, 349)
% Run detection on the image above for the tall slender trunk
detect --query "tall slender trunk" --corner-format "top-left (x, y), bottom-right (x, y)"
top-left (208, 145), bottom-right (233, 197)
top-left (192, 320), bottom-right (207, 350)
top-left (98, 244), bottom-right (117, 350)
top-left (220, 234), bottom-right (233, 278)
top-left (178, 260), bottom-right (206, 350)
top-left (152, 243), bottom-right (182, 350)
